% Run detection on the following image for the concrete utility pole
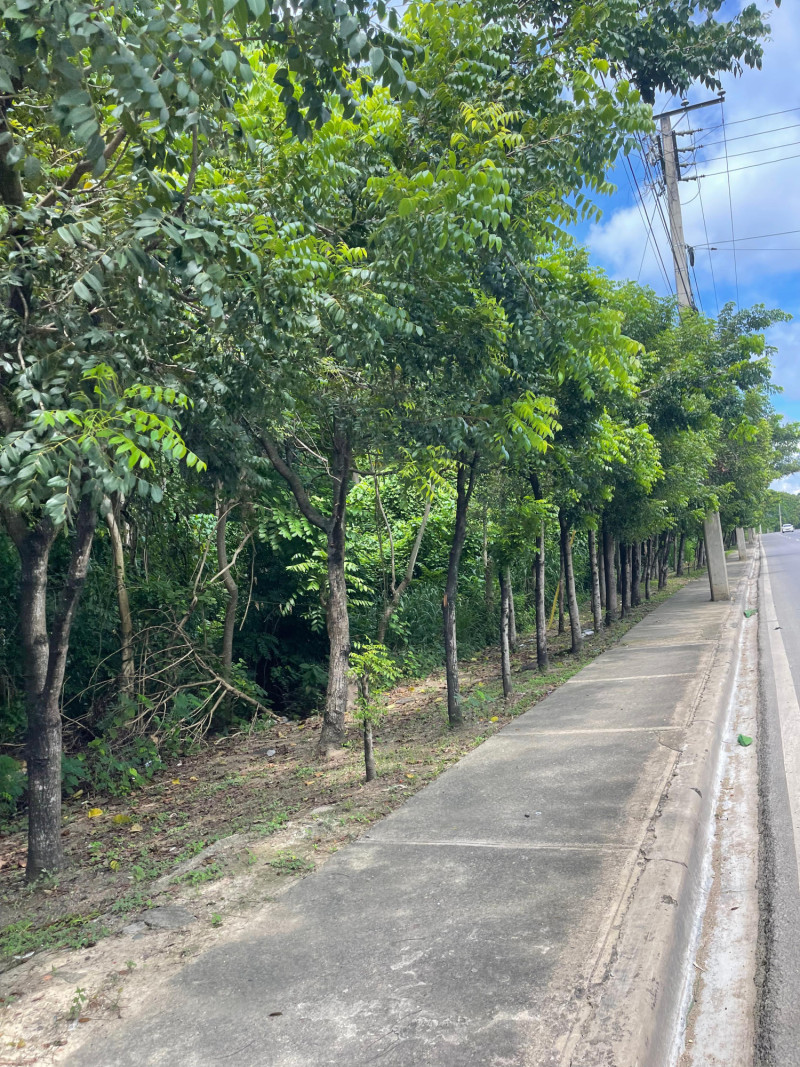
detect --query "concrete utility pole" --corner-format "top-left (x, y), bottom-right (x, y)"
top-left (736, 527), bottom-right (748, 561)
top-left (659, 113), bottom-right (694, 310)
top-left (655, 95), bottom-right (730, 601)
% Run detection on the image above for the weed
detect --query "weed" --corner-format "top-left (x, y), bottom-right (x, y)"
top-left (210, 912), bottom-right (223, 927)
top-left (0, 914), bottom-right (106, 961)
top-left (109, 891), bottom-right (153, 916)
top-left (67, 987), bottom-right (88, 1022)
top-left (253, 802), bottom-right (294, 836)
top-left (172, 861), bottom-right (224, 886)
top-left (269, 851), bottom-right (315, 876)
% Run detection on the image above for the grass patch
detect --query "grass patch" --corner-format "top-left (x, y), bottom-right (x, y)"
top-left (269, 851), bottom-right (315, 876)
top-left (0, 913), bottom-right (107, 960)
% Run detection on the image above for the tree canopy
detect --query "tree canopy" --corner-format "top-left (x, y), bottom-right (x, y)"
top-left (0, 0), bottom-right (796, 879)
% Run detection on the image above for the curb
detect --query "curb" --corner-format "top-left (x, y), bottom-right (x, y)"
top-left (565, 548), bottom-right (760, 1067)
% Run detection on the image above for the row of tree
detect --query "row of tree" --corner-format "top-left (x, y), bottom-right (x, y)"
top-left (0, 0), bottom-right (795, 880)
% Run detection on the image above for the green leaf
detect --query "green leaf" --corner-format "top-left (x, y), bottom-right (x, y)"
top-left (73, 279), bottom-right (93, 302)
top-left (220, 48), bottom-right (238, 75)
top-left (737, 734), bottom-right (753, 747)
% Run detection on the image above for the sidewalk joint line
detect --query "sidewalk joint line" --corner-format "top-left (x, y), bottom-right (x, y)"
top-left (357, 839), bottom-right (635, 852)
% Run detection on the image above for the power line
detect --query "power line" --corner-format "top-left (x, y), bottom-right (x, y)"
top-left (711, 105), bottom-right (800, 128)
top-left (633, 131), bottom-right (685, 293)
top-left (695, 175), bottom-right (719, 316)
top-left (695, 227), bottom-right (800, 247)
top-left (690, 259), bottom-right (705, 314)
top-left (623, 156), bottom-right (673, 293)
top-left (702, 247), bottom-right (800, 252)
top-left (691, 120), bottom-right (800, 152)
top-left (720, 99), bottom-right (740, 307)
top-left (694, 149), bottom-right (800, 178)
top-left (689, 135), bottom-right (800, 165)
top-left (635, 193), bottom-right (661, 281)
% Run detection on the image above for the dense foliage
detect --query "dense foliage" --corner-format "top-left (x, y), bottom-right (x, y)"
top-left (0, 0), bottom-right (796, 877)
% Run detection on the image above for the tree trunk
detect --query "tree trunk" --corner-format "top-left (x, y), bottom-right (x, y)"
top-left (482, 504), bottom-right (493, 610)
top-left (363, 719), bottom-right (376, 782)
top-left (443, 454), bottom-right (479, 728)
top-left (559, 511), bottom-right (582, 654)
top-left (319, 430), bottom-right (353, 755)
top-left (508, 574), bottom-right (517, 652)
top-left (602, 519), bottom-right (617, 625)
top-left (535, 521), bottom-right (548, 672)
top-left (588, 529), bottom-right (603, 632)
top-left (499, 566), bottom-right (513, 699)
top-left (644, 539), bottom-right (652, 601)
top-left (376, 498), bottom-right (431, 645)
top-left (254, 424), bottom-right (353, 757)
top-left (598, 534), bottom-right (606, 609)
top-left (620, 542), bottom-right (629, 617)
top-left (557, 549), bottom-right (565, 634)
top-left (658, 532), bottom-right (672, 590)
top-left (104, 498), bottom-right (134, 696)
top-left (215, 493), bottom-right (238, 675)
top-left (27, 497), bottom-right (97, 881)
top-left (676, 531), bottom-right (685, 576)
top-left (631, 541), bottom-right (641, 607)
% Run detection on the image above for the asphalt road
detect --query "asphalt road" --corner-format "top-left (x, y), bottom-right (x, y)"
top-left (757, 532), bottom-right (800, 1066)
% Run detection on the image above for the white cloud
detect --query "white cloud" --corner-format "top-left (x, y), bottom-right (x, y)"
top-left (771, 474), bottom-right (800, 494)
top-left (767, 320), bottom-right (800, 405)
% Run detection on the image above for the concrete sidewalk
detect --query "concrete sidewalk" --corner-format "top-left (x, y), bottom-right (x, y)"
top-left (70, 564), bottom-right (749, 1067)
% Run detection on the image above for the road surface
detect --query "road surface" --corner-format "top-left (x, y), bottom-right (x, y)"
top-left (757, 532), bottom-right (800, 1066)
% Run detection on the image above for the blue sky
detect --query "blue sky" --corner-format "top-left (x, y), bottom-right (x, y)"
top-left (574, 2), bottom-right (800, 490)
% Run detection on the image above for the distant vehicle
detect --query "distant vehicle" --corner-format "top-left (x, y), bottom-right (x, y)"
top-left (782, 523), bottom-right (794, 533)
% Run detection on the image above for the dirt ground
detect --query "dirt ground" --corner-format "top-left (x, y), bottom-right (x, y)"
top-left (0, 574), bottom-right (697, 1064)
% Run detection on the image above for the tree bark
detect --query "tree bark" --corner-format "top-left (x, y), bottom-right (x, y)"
top-left (482, 504), bottom-right (493, 610)
top-left (676, 531), bottom-right (686, 576)
top-left (256, 424), bottom-right (352, 756)
top-left (644, 539), bottom-right (652, 601)
top-left (602, 519), bottom-right (617, 625)
top-left (104, 497), bottom-right (134, 696)
top-left (443, 454), bottom-right (479, 728)
top-left (557, 549), bottom-right (565, 634)
top-left (363, 719), bottom-right (376, 782)
top-left (658, 532), bottom-right (672, 590)
top-left (499, 566), bottom-right (513, 699)
top-left (376, 498), bottom-right (431, 645)
top-left (620, 542), bottom-right (629, 617)
top-left (598, 534), bottom-right (606, 609)
top-left (588, 528), bottom-right (603, 632)
top-left (215, 493), bottom-right (238, 675)
top-left (535, 521), bottom-right (548, 672)
top-left (631, 541), bottom-right (641, 607)
top-left (319, 429), bottom-right (353, 754)
top-left (507, 576), bottom-right (520, 648)
top-left (27, 496), bottom-right (97, 881)
top-left (559, 511), bottom-right (582, 654)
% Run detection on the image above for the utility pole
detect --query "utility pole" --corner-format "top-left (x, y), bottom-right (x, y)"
top-left (779, 499), bottom-right (783, 531)
top-left (659, 114), bottom-right (693, 309)
top-left (654, 95), bottom-right (724, 309)
top-left (654, 94), bottom-right (730, 600)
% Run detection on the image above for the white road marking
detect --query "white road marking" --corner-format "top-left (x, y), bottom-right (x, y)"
top-left (761, 550), bottom-right (800, 888)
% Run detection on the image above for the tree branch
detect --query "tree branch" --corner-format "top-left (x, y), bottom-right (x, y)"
top-left (248, 423), bottom-right (332, 533)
